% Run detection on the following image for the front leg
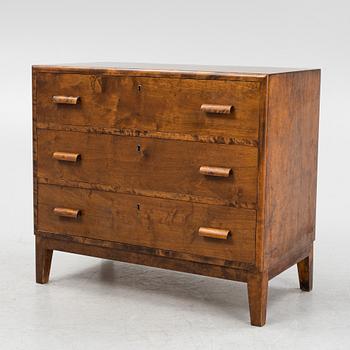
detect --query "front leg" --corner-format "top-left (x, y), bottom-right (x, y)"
top-left (247, 271), bottom-right (268, 326)
top-left (36, 236), bottom-right (53, 284)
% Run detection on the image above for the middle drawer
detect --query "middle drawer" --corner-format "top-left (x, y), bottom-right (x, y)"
top-left (37, 130), bottom-right (258, 208)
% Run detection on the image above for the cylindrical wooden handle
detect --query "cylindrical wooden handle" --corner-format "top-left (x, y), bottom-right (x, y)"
top-left (52, 152), bottom-right (81, 162)
top-left (200, 104), bottom-right (233, 114)
top-left (53, 207), bottom-right (81, 219)
top-left (52, 96), bottom-right (80, 104)
top-left (198, 227), bottom-right (230, 240)
top-left (199, 166), bottom-right (232, 177)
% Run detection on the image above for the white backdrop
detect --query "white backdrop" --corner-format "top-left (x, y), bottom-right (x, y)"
top-left (0, 1), bottom-right (349, 349)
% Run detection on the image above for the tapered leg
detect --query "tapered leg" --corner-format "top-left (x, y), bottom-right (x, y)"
top-left (297, 247), bottom-right (313, 291)
top-left (247, 271), bottom-right (268, 326)
top-left (36, 236), bottom-right (53, 284)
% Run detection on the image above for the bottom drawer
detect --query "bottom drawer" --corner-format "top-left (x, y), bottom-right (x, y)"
top-left (37, 184), bottom-right (256, 263)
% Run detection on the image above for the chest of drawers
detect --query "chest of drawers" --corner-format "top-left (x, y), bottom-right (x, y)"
top-left (32, 63), bottom-right (320, 326)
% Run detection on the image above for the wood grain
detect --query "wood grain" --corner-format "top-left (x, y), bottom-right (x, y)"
top-left (33, 64), bottom-right (270, 82)
top-left (52, 151), bottom-right (80, 162)
top-left (52, 95), bottom-right (80, 104)
top-left (32, 64), bottom-right (321, 326)
top-left (263, 70), bottom-right (320, 268)
top-left (268, 243), bottom-right (313, 280)
top-left (199, 166), bottom-right (232, 177)
top-left (297, 246), bottom-right (313, 291)
top-left (36, 235), bottom-right (53, 284)
top-left (36, 233), bottom-right (250, 282)
top-left (198, 227), bottom-right (230, 240)
top-left (247, 271), bottom-right (268, 326)
top-left (200, 104), bottom-right (233, 114)
top-left (37, 184), bottom-right (256, 263)
top-left (37, 129), bottom-right (258, 208)
top-left (254, 77), bottom-right (268, 271)
top-left (36, 73), bottom-right (261, 140)
top-left (53, 207), bottom-right (81, 219)
top-left (37, 122), bottom-right (259, 146)
top-left (32, 69), bottom-right (38, 233)
top-left (37, 231), bottom-right (256, 270)
top-left (33, 63), bottom-right (318, 80)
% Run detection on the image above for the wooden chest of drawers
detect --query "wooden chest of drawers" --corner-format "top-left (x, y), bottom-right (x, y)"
top-left (32, 63), bottom-right (320, 326)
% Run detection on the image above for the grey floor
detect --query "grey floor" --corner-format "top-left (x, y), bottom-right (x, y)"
top-left (1, 237), bottom-right (349, 350)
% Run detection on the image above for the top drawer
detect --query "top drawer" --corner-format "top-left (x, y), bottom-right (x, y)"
top-left (36, 73), bottom-right (261, 140)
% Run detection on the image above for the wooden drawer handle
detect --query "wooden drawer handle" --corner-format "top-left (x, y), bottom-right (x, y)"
top-left (52, 96), bottom-right (80, 105)
top-left (53, 207), bottom-right (81, 219)
top-left (200, 104), bottom-right (233, 114)
top-left (199, 227), bottom-right (230, 240)
top-left (199, 166), bottom-right (232, 177)
top-left (52, 152), bottom-right (81, 162)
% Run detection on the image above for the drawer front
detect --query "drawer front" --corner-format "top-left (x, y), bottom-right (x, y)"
top-left (36, 73), bottom-right (261, 140)
top-left (37, 129), bottom-right (258, 208)
top-left (37, 184), bottom-right (256, 263)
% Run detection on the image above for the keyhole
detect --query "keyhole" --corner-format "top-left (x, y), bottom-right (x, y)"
top-left (138, 84), bottom-right (142, 92)
top-left (136, 204), bottom-right (141, 210)
top-left (137, 144), bottom-right (141, 152)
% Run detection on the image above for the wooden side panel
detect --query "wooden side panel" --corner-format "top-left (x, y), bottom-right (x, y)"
top-left (37, 129), bottom-right (258, 208)
top-left (36, 73), bottom-right (260, 140)
top-left (264, 70), bottom-right (320, 269)
top-left (37, 184), bottom-right (256, 263)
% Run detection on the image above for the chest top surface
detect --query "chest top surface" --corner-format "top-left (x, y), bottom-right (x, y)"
top-left (32, 62), bottom-right (318, 78)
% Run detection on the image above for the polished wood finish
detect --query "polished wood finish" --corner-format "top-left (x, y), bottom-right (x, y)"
top-left (199, 166), bottom-right (232, 178)
top-left (262, 71), bottom-right (320, 270)
top-left (35, 233), bottom-right (249, 282)
top-left (52, 95), bottom-right (80, 104)
top-left (53, 207), bottom-right (81, 219)
top-left (32, 63), bottom-right (320, 326)
top-left (35, 236), bottom-right (53, 284)
top-left (36, 122), bottom-right (259, 146)
top-left (37, 230), bottom-right (254, 270)
top-left (36, 73), bottom-right (261, 140)
top-left (247, 271), bottom-right (268, 326)
top-left (52, 151), bottom-right (80, 162)
top-left (297, 246), bottom-right (313, 292)
top-left (198, 227), bottom-right (230, 240)
top-left (37, 129), bottom-right (257, 208)
top-left (38, 184), bottom-right (256, 263)
top-left (200, 104), bottom-right (234, 114)
top-left (33, 62), bottom-right (315, 77)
